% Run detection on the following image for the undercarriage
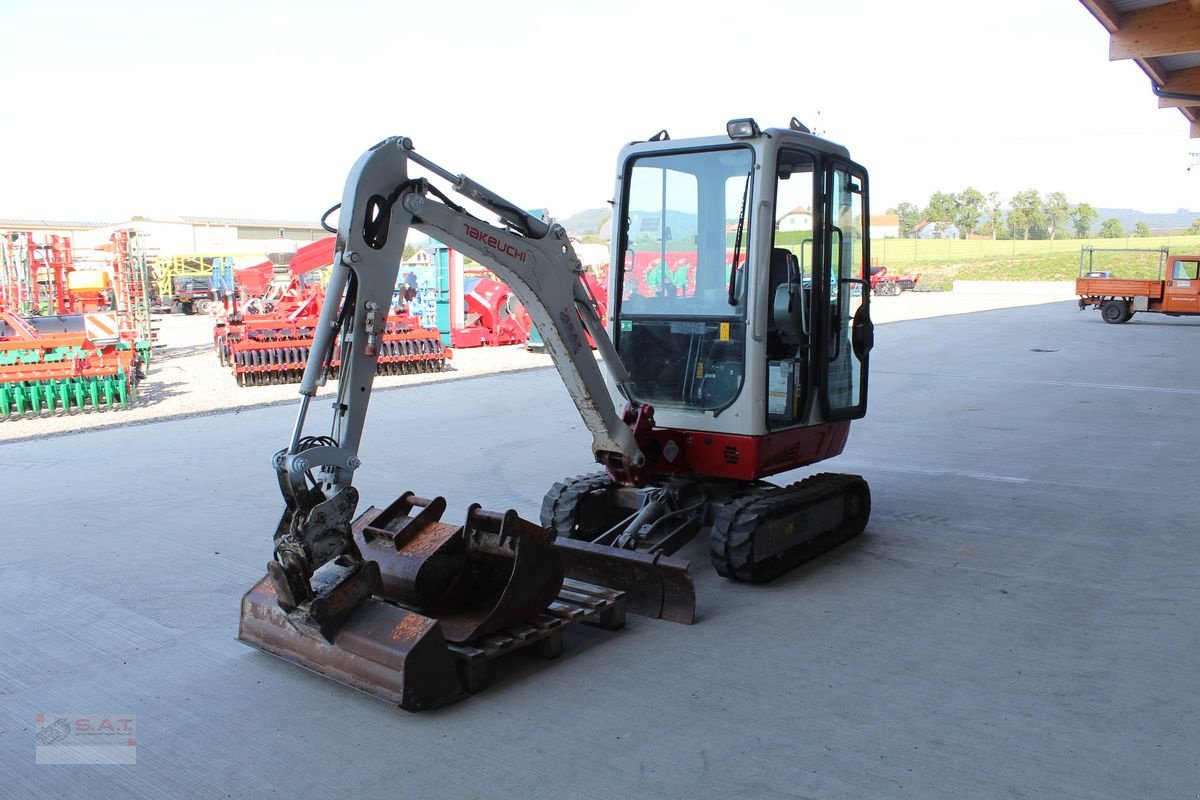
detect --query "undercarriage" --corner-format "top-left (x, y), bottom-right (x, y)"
top-left (542, 470), bottom-right (871, 583)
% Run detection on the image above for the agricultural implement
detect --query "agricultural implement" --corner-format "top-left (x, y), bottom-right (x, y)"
top-left (0, 230), bottom-right (150, 418)
top-left (0, 311), bottom-right (138, 416)
top-left (869, 264), bottom-right (919, 296)
top-left (218, 294), bottom-right (450, 385)
top-left (216, 238), bottom-right (450, 385)
top-left (449, 276), bottom-right (530, 348)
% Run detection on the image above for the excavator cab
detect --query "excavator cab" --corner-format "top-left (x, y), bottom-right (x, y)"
top-left (606, 119), bottom-right (872, 483)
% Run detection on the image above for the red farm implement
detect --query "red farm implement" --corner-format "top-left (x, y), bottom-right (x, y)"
top-left (217, 291), bottom-right (450, 386)
top-left (215, 239), bottom-right (450, 386)
top-left (869, 264), bottom-right (920, 296)
top-left (450, 276), bottom-right (530, 348)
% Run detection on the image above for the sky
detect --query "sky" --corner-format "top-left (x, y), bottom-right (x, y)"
top-left (1, 0), bottom-right (1196, 225)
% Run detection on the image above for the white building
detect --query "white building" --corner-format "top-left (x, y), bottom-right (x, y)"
top-left (870, 214), bottom-right (900, 239)
top-left (777, 206), bottom-right (813, 232)
top-left (1, 216), bottom-right (328, 266)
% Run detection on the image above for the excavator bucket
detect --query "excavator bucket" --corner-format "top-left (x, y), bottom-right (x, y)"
top-left (353, 496), bottom-right (564, 643)
top-left (238, 570), bottom-right (466, 710)
top-left (239, 493), bottom-right (568, 709)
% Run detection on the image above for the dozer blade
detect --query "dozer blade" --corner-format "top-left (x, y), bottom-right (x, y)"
top-left (553, 538), bottom-right (695, 624)
top-left (238, 568), bottom-right (466, 711)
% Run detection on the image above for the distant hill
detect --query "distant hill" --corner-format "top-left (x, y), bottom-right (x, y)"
top-left (561, 208), bottom-right (611, 237)
top-left (1093, 207), bottom-right (1198, 234)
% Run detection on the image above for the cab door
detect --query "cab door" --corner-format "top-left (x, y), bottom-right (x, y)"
top-left (818, 162), bottom-right (871, 420)
top-left (1164, 257), bottom-right (1200, 314)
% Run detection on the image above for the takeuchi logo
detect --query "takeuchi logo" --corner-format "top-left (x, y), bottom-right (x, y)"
top-left (463, 223), bottom-right (528, 263)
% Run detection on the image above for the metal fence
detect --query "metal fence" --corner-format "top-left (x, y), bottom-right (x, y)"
top-left (871, 234), bottom-right (1200, 265)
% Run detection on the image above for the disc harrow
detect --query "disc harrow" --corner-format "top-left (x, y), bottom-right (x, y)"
top-left (219, 318), bottom-right (449, 386)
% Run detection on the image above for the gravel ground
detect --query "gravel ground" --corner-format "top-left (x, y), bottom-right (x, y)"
top-left (0, 282), bottom-right (1074, 443)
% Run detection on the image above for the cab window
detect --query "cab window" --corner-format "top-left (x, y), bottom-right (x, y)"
top-left (1172, 260), bottom-right (1199, 280)
top-left (615, 146), bottom-right (753, 411)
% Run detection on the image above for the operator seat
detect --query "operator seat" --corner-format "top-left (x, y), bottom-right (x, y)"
top-left (769, 247), bottom-right (806, 347)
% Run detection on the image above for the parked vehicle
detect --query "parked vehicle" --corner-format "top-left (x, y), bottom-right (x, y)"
top-left (1075, 247), bottom-right (1200, 323)
top-left (170, 274), bottom-right (214, 315)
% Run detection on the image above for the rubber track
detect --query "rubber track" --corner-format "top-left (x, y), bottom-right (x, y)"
top-left (710, 472), bottom-right (870, 583)
top-left (540, 472), bottom-right (616, 540)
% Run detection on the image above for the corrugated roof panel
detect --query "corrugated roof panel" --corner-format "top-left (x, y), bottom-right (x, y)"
top-left (0, 218), bottom-right (116, 229)
top-left (1161, 52), bottom-right (1200, 71)
top-left (179, 216), bottom-right (324, 228)
top-left (1111, 0), bottom-right (1175, 12)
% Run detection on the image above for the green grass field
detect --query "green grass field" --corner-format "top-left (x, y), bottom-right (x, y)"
top-left (868, 234), bottom-right (1200, 289)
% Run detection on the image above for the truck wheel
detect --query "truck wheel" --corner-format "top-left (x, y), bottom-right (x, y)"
top-left (1101, 300), bottom-right (1128, 324)
top-left (181, 301), bottom-right (195, 315)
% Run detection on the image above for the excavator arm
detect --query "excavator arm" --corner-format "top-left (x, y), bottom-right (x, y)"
top-left (271, 136), bottom-right (647, 600)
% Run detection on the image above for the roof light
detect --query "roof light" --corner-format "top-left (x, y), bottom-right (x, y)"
top-left (726, 118), bottom-right (761, 139)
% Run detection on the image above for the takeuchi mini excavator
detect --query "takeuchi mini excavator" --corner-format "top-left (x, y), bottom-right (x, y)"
top-left (239, 119), bottom-right (875, 709)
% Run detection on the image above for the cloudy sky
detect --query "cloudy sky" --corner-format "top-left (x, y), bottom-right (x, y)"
top-left (2, 0), bottom-right (1195, 223)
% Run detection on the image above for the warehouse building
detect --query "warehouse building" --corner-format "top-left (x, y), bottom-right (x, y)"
top-left (0, 215), bottom-right (327, 261)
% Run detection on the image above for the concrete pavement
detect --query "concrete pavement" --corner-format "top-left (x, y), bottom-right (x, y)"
top-left (2, 300), bottom-right (1196, 799)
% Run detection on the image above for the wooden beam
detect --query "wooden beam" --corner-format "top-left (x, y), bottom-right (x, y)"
top-left (1080, 0), bottom-right (1122, 32)
top-left (1191, 118), bottom-right (1199, 138)
top-left (1156, 66), bottom-right (1200, 107)
top-left (1136, 56), bottom-right (1173, 85)
top-left (1110, 0), bottom-right (1200, 60)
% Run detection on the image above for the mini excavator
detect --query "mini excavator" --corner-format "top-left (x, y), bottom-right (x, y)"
top-left (239, 119), bottom-right (875, 709)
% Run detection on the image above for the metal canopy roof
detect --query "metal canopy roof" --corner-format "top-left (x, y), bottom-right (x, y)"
top-left (1079, 0), bottom-right (1200, 137)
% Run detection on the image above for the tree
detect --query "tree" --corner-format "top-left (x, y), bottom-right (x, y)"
top-left (1008, 189), bottom-right (1045, 240)
top-left (1133, 221), bottom-right (1151, 238)
top-left (981, 192), bottom-right (1004, 240)
top-left (924, 191), bottom-right (957, 236)
top-left (1071, 203), bottom-right (1097, 239)
top-left (1186, 218), bottom-right (1200, 235)
top-left (1045, 192), bottom-right (1070, 241)
top-left (1099, 218), bottom-right (1125, 238)
top-left (892, 202), bottom-right (922, 237)
top-left (955, 187), bottom-right (985, 239)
